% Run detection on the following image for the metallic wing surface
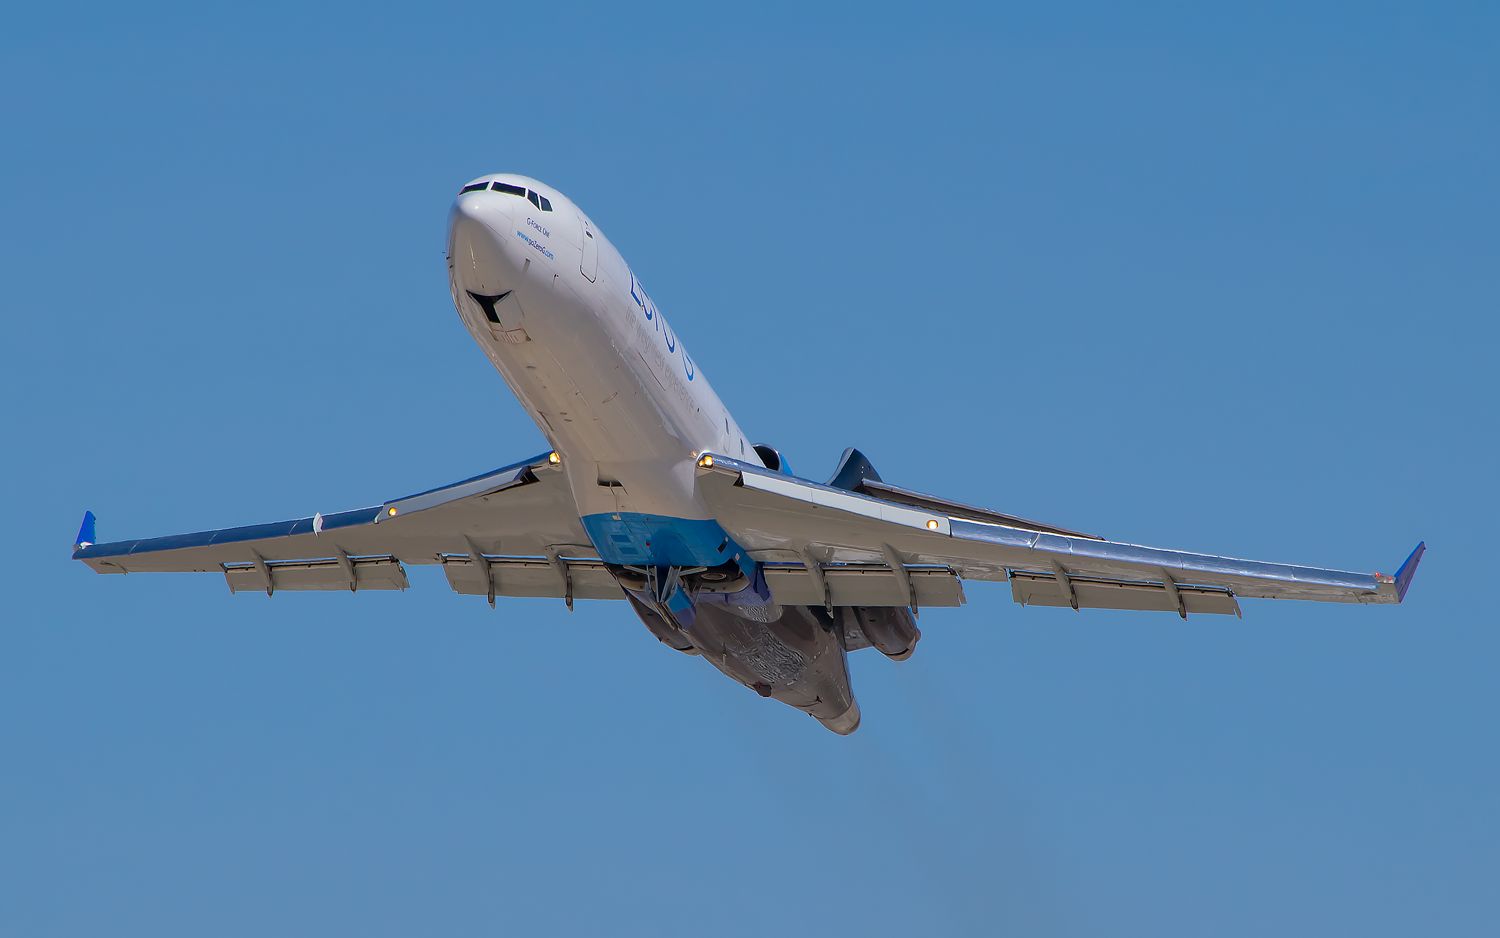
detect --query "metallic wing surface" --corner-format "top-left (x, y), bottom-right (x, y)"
top-left (694, 453), bottom-right (1423, 618)
top-left (72, 453), bottom-right (618, 603)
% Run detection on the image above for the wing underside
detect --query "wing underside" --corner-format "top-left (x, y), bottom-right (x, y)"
top-left (72, 453), bottom-right (612, 601)
top-left (694, 454), bottom-right (1423, 616)
top-left (73, 449), bottom-right (1423, 616)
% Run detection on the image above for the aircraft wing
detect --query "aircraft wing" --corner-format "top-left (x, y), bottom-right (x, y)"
top-left (72, 452), bottom-right (622, 603)
top-left (694, 454), bottom-right (1424, 617)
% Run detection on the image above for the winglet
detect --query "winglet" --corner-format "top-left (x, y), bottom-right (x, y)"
top-left (74, 511), bottom-right (97, 552)
top-left (1394, 541), bottom-right (1425, 602)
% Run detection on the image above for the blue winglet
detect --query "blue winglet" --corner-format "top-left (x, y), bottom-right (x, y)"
top-left (74, 511), bottom-right (97, 551)
top-left (1394, 541), bottom-right (1425, 602)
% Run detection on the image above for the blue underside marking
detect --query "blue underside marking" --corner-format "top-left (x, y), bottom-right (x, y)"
top-left (581, 512), bottom-right (753, 573)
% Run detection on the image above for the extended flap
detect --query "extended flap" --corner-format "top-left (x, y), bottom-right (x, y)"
top-left (223, 555), bottom-right (408, 593)
top-left (1009, 570), bottom-right (1240, 616)
top-left (441, 555), bottom-right (622, 601)
top-left (762, 563), bottom-right (966, 608)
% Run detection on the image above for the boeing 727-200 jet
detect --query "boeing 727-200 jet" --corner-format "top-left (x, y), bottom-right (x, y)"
top-left (72, 174), bottom-right (1425, 734)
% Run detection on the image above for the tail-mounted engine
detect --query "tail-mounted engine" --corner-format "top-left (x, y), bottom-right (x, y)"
top-left (752, 443), bottom-right (793, 476)
top-left (842, 606), bottom-right (922, 660)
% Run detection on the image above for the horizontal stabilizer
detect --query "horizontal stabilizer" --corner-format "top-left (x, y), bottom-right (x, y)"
top-left (823, 447), bottom-right (1100, 539)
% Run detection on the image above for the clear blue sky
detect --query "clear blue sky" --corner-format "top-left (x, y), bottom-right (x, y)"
top-left (3, 4), bottom-right (1496, 935)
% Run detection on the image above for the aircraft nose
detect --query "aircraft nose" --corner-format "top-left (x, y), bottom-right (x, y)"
top-left (449, 191), bottom-right (521, 293)
top-left (453, 185), bottom-right (514, 227)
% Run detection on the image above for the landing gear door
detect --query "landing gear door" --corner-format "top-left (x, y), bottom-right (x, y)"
top-left (579, 217), bottom-right (598, 283)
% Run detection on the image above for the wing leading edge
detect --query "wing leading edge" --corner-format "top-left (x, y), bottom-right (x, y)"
top-left (694, 453), bottom-right (1423, 615)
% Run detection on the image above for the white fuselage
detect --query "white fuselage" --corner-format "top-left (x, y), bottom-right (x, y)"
top-left (446, 174), bottom-right (757, 567)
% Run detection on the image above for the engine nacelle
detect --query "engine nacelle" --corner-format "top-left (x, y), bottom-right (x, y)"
top-left (752, 443), bottom-right (794, 476)
top-left (850, 606), bottom-right (922, 660)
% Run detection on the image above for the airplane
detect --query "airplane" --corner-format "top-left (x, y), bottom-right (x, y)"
top-left (72, 173), bottom-right (1425, 735)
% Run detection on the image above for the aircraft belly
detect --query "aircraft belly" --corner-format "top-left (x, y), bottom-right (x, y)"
top-left (688, 604), bottom-right (858, 730)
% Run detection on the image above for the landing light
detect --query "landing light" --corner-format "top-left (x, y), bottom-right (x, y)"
top-left (698, 454), bottom-right (715, 468)
top-left (388, 506), bottom-right (399, 517)
top-left (925, 519), bottom-right (940, 530)
top-left (548, 451), bottom-right (561, 465)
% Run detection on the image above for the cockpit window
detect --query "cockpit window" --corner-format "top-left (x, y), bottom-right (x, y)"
top-left (461, 180), bottom-right (554, 212)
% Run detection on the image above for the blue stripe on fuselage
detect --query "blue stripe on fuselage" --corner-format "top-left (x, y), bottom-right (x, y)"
top-left (581, 512), bottom-right (753, 574)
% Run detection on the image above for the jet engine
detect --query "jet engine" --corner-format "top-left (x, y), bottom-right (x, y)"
top-left (849, 606), bottom-right (922, 660)
top-left (752, 443), bottom-right (793, 476)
